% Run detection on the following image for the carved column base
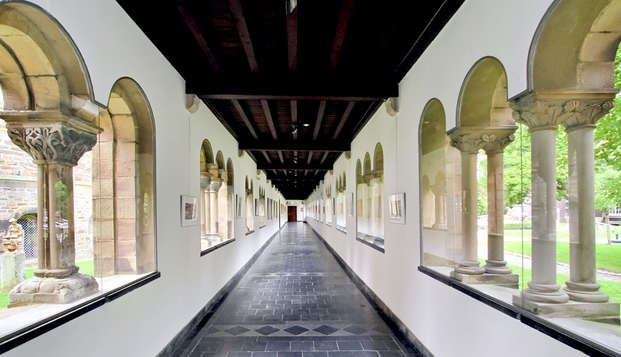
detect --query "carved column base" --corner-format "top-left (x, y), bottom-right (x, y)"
top-left (451, 271), bottom-right (519, 288)
top-left (564, 281), bottom-right (610, 303)
top-left (483, 259), bottom-right (513, 274)
top-left (516, 281), bottom-right (569, 304)
top-left (451, 260), bottom-right (485, 276)
top-left (8, 273), bottom-right (98, 307)
top-left (513, 294), bottom-right (618, 319)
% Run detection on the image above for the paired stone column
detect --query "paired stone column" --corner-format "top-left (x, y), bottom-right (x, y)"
top-left (431, 173), bottom-right (447, 230)
top-left (511, 93), bottom-right (569, 304)
top-left (6, 120), bottom-right (100, 305)
top-left (449, 130), bottom-right (485, 276)
top-left (481, 132), bottom-right (515, 275)
top-left (561, 98), bottom-right (614, 302)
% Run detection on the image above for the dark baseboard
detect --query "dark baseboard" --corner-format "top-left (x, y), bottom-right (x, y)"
top-left (309, 225), bottom-right (433, 357)
top-left (157, 227), bottom-right (283, 356)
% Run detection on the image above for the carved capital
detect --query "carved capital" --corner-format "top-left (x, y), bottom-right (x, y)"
top-left (510, 91), bottom-right (616, 131)
top-left (449, 127), bottom-right (516, 154)
top-left (7, 124), bottom-right (97, 166)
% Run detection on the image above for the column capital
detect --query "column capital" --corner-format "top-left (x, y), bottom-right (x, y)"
top-left (510, 90), bottom-right (616, 131)
top-left (6, 123), bottom-right (97, 166)
top-left (448, 127), bottom-right (515, 154)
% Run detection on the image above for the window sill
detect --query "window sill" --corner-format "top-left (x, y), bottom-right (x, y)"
top-left (258, 225), bottom-right (266, 229)
top-left (356, 236), bottom-right (385, 253)
top-left (0, 271), bottom-right (160, 354)
top-left (200, 238), bottom-right (235, 256)
top-left (417, 266), bottom-right (619, 357)
top-left (245, 230), bottom-right (255, 236)
top-left (335, 225), bottom-right (347, 234)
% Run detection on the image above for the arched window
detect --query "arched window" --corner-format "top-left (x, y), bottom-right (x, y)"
top-left (336, 172), bottom-right (347, 230)
top-left (245, 177), bottom-right (254, 232)
top-left (226, 159), bottom-right (234, 239)
top-left (372, 143), bottom-right (384, 239)
top-left (356, 148), bottom-right (383, 250)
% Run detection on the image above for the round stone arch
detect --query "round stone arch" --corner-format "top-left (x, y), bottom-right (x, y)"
top-left (200, 140), bottom-right (214, 171)
top-left (373, 143), bottom-right (383, 174)
top-left (0, 1), bottom-right (95, 113)
top-left (93, 77), bottom-right (156, 276)
top-left (215, 151), bottom-right (225, 170)
top-left (528, 0), bottom-right (621, 92)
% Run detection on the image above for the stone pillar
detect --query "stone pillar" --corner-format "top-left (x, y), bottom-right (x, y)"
top-left (449, 130), bottom-right (484, 276)
top-left (562, 98), bottom-right (614, 302)
top-left (431, 175), bottom-right (447, 230)
top-left (511, 93), bottom-right (569, 304)
top-left (6, 122), bottom-right (99, 305)
top-left (482, 134), bottom-right (515, 275)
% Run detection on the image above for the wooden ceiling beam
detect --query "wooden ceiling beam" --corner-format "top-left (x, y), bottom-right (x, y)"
top-left (261, 150), bottom-right (272, 164)
top-left (291, 100), bottom-right (298, 140)
top-left (307, 151), bottom-right (313, 164)
top-left (240, 141), bottom-right (349, 152)
top-left (228, 0), bottom-right (258, 72)
top-left (287, 7), bottom-right (298, 71)
top-left (312, 101), bottom-right (326, 140)
top-left (258, 165), bottom-right (331, 171)
top-left (320, 151), bottom-right (330, 164)
top-left (330, 0), bottom-right (354, 68)
top-left (332, 101), bottom-right (355, 139)
top-left (231, 99), bottom-right (258, 139)
top-left (176, 2), bottom-right (220, 71)
top-left (189, 74), bottom-right (398, 101)
top-left (260, 99), bottom-right (278, 140)
top-left (277, 150), bottom-right (285, 164)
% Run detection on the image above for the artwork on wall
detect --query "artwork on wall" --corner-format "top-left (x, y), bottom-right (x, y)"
top-left (388, 193), bottom-right (406, 224)
top-left (181, 195), bottom-right (198, 226)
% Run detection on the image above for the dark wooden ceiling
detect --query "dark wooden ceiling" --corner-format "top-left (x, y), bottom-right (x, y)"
top-left (117, 0), bottom-right (464, 199)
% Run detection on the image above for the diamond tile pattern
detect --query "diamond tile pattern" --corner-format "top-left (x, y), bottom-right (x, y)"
top-left (175, 223), bottom-right (421, 356)
top-left (256, 326), bottom-right (280, 335)
top-left (284, 326), bottom-right (309, 335)
top-left (343, 325), bottom-right (368, 335)
top-left (225, 326), bottom-right (250, 336)
top-left (313, 325), bottom-right (338, 335)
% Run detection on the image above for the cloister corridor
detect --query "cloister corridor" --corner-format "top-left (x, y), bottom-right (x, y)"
top-left (177, 223), bottom-right (418, 357)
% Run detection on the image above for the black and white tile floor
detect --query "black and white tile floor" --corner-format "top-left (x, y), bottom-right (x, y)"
top-left (177, 223), bottom-right (422, 357)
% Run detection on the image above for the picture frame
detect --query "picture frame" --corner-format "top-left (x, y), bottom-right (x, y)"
top-left (388, 193), bottom-right (406, 224)
top-left (181, 195), bottom-right (198, 226)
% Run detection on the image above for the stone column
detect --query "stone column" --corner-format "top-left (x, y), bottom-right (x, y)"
top-left (6, 122), bottom-right (100, 305)
top-left (481, 133), bottom-right (515, 275)
top-left (431, 174), bottom-right (447, 230)
top-left (449, 130), bottom-right (484, 276)
top-left (206, 164), bottom-right (222, 236)
top-left (200, 174), bottom-right (210, 237)
top-left (511, 93), bottom-right (569, 304)
top-left (562, 98), bottom-right (614, 302)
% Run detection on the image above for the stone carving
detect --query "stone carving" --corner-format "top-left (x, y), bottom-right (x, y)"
top-left (3, 219), bottom-right (24, 254)
top-left (7, 125), bottom-right (98, 166)
top-left (510, 91), bottom-right (615, 131)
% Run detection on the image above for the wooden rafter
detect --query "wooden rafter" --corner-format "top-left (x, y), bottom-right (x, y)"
top-left (228, 0), bottom-right (258, 72)
top-left (231, 99), bottom-right (258, 139)
top-left (240, 141), bottom-right (348, 152)
top-left (330, 0), bottom-right (354, 68)
top-left (262, 150), bottom-right (272, 164)
top-left (290, 100), bottom-right (298, 140)
top-left (176, 2), bottom-right (220, 71)
top-left (332, 101), bottom-right (355, 139)
top-left (313, 100), bottom-right (326, 140)
top-left (261, 99), bottom-right (278, 140)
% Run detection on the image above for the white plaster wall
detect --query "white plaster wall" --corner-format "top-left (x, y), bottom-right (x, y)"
top-left (306, 0), bottom-right (587, 356)
top-left (2, 1), bottom-right (285, 356)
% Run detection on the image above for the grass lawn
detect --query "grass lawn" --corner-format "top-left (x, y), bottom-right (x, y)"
top-left (505, 240), bottom-right (621, 274)
top-left (0, 260), bottom-right (94, 309)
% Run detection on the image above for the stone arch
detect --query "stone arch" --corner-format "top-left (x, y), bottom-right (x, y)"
top-left (245, 176), bottom-right (254, 232)
top-left (457, 57), bottom-right (513, 128)
top-left (373, 143), bottom-right (383, 173)
top-left (0, 1), bottom-right (95, 113)
top-left (215, 151), bottom-right (225, 170)
top-left (93, 77), bottom-right (156, 276)
top-left (528, 0), bottom-right (621, 91)
top-left (200, 140), bottom-right (214, 172)
top-left (363, 153), bottom-right (372, 176)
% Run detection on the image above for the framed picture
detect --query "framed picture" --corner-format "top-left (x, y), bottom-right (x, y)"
top-left (181, 195), bottom-right (198, 226)
top-left (388, 193), bottom-right (406, 224)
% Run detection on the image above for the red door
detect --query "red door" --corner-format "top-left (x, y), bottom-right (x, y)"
top-left (288, 206), bottom-right (297, 222)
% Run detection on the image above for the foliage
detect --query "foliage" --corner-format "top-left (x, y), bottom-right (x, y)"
top-left (595, 165), bottom-right (621, 211)
top-left (595, 46), bottom-right (621, 173)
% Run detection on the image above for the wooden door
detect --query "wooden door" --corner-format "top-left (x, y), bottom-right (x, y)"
top-left (288, 206), bottom-right (297, 222)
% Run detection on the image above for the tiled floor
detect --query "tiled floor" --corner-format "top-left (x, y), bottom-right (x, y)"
top-left (178, 222), bottom-right (421, 357)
